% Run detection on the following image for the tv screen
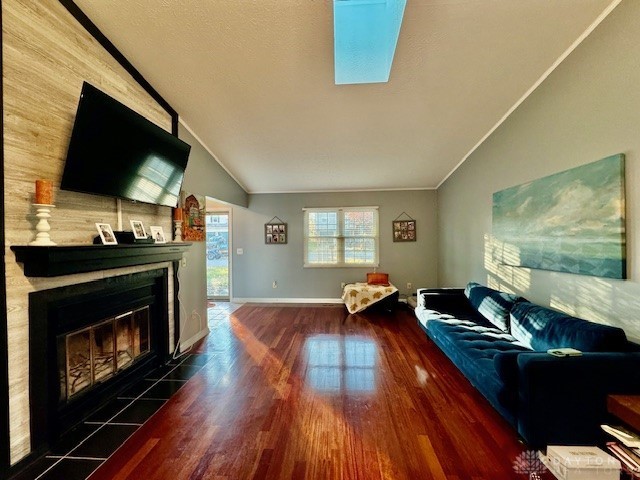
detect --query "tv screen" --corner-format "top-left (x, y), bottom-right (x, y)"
top-left (61, 82), bottom-right (191, 208)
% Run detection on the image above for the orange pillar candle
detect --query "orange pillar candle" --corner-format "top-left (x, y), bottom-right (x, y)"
top-left (173, 207), bottom-right (183, 221)
top-left (35, 180), bottom-right (53, 205)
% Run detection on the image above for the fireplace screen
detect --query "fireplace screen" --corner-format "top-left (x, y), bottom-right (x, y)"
top-left (116, 312), bottom-right (133, 370)
top-left (58, 306), bottom-right (151, 401)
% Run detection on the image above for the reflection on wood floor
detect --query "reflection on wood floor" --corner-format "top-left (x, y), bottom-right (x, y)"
top-left (89, 303), bottom-right (535, 479)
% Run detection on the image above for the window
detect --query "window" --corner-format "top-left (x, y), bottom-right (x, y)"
top-left (304, 207), bottom-right (379, 267)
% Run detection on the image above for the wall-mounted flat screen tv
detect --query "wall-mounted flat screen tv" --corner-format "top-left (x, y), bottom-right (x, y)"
top-left (61, 82), bottom-right (191, 208)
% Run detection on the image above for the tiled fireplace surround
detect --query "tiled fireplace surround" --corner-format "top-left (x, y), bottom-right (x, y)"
top-left (9, 243), bottom-right (191, 478)
top-left (28, 268), bottom-right (170, 454)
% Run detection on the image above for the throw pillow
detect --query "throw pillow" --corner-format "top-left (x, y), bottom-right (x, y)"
top-left (510, 301), bottom-right (628, 352)
top-left (464, 282), bottom-right (521, 332)
top-left (367, 272), bottom-right (389, 286)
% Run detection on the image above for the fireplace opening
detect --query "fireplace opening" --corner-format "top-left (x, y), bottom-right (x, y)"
top-left (29, 269), bottom-right (171, 454)
top-left (58, 306), bottom-right (151, 402)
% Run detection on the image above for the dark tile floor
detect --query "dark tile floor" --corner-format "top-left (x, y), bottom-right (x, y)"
top-left (12, 352), bottom-right (212, 480)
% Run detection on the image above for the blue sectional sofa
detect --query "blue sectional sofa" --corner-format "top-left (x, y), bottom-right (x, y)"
top-left (415, 282), bottom-right (640, 448)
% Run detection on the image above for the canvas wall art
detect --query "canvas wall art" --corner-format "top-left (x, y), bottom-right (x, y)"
top-left (181, 192), bottom-right (205, 242)
top-left (492, 154), bottom-right (626, 279)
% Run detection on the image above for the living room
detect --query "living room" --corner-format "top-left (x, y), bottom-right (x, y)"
top-left (3, 0), bottom-right (640, 479)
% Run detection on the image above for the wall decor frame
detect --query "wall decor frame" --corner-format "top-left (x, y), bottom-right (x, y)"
top-left (492, 154), bottom-right (626, 279)
top-left (265, 217), bottom-right (287, 244)
top-left (182, 192), bottom-right (205, 242)
top-left (392, 212), bottom-right (416, 242)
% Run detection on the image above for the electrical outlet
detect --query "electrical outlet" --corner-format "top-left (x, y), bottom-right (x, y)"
top-left (341, 282), bottom-right (346, 289)
top-left (407, 282), bottom-right (412, 291)
top-left (272, 280), bottom-right (277, 289)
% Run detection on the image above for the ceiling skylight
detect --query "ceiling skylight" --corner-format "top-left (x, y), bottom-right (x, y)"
top-left (333, 0), bottom-right (407, 85)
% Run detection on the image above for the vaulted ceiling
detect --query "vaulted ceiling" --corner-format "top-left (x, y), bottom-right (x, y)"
top-left (74, 0), bottom-right (618, 193)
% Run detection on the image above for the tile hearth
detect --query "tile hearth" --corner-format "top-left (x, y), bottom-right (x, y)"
top-left (13, 353), bottom-right (211, 480)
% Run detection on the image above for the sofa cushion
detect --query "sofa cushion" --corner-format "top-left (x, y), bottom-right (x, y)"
top-left (464, 282), bottom-right (521, 332)
top-left (510, 301), bottom-right (628, 352)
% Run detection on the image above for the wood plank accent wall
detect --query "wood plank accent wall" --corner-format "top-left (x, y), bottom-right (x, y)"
top-left (3, 0), bottom-right (176, 464)
top-left (0, 1), bottom-right (9, 474)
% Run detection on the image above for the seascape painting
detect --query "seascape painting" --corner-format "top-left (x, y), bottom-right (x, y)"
top-left (492, 154), bottom-right (626, 279)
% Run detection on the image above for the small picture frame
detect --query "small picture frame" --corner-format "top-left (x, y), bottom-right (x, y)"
top-left (393, 220), bottom-right (417, 242)
top-left (149, 226), bottom-right (166, 244)
top-left (265, 222), bottom-right (287, 244)
top-left (130, 220), bottom-right (147, 239)
top-left (96, 222), bottom-right (117, 245)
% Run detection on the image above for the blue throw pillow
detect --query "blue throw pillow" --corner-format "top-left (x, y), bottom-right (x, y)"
top-left (464, 282), bottom-right (521, 332)
top-left (510, 301), bottom-right (628, 352)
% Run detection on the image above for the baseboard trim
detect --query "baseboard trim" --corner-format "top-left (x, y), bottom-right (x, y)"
top-left (179, 327), bottom-right (210, 350)
top-left (231, 297), bottom-right (343, 304)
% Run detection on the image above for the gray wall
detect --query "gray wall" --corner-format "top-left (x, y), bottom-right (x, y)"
top-left (178, 123), bottom-right (248, 208)
top-left (177, 122), bottom-right (247, 347)
top-left (232, 190), bottom-right (437, 300)
top-left (437, 0), bottom-right (640, 341)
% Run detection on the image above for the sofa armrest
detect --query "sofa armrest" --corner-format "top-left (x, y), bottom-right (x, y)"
top-left (516, 352), bottom-right (640, 448)
top-left (416, 288), bottom-right (465, 310)
top-left (416, 288), bottom-right (486, 322)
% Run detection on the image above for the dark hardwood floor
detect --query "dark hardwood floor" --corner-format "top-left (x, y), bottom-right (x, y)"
top-left (87, 303), bottom-right (540, 479)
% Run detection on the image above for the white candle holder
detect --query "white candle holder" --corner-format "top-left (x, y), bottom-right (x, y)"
top-left (173, 220), bottom-right (183, 242)
top-left (30, 204), bottom-right (56, 246)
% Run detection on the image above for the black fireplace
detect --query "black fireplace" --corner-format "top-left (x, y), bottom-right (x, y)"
top-left (28, 268), bottom-right (170, 454)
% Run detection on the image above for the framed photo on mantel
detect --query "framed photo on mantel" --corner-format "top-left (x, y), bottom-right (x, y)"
top-left (96, 223), bottom-right (117, 245)
top-left (149, 226), bottom-right (167, 244)
top-left (130, 220), bottom-right (147, 240)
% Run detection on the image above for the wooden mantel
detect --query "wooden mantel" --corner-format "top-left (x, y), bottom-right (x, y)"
top-left (11, 243), bottom-right (191, 277)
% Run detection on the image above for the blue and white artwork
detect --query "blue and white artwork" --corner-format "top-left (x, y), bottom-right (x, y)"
top-left (492, 154), bottom-right (626, 279)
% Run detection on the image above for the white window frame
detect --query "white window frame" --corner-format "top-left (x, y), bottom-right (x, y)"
top-left (303, 206), bottom-right (379, 268)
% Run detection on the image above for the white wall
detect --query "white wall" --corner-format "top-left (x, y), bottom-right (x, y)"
top-left (232, 190), bottom-right (437, 300)
top-left (437, 0), bottom-right (640, 342)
